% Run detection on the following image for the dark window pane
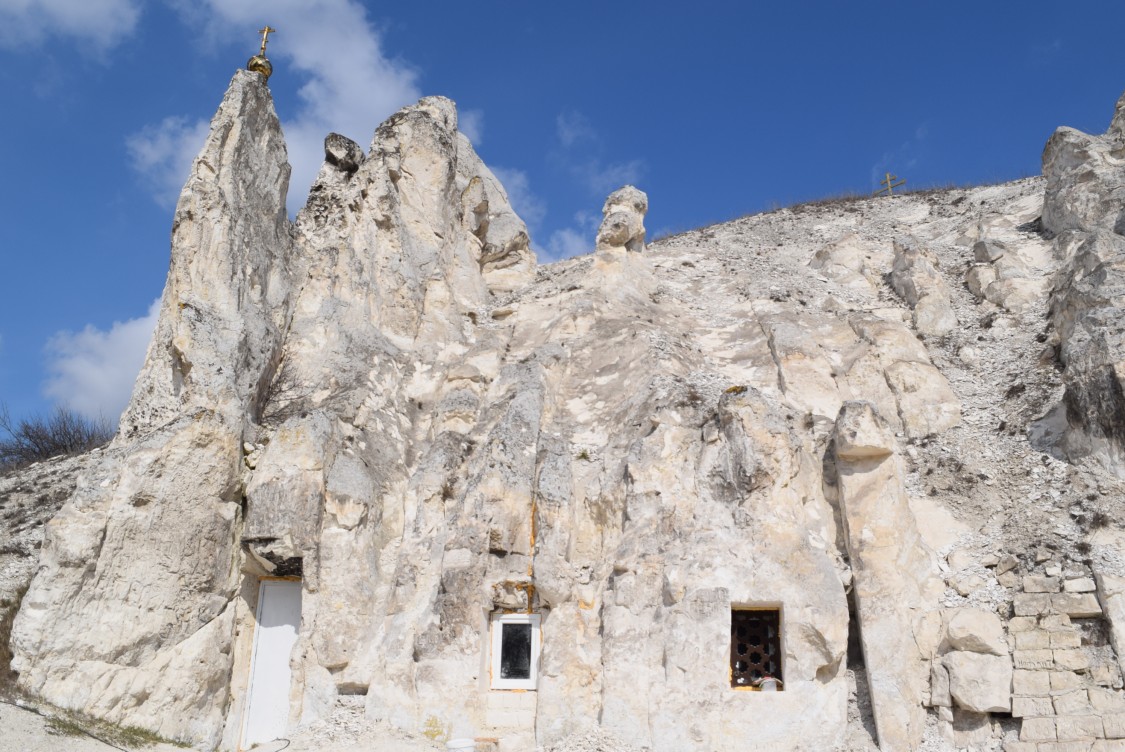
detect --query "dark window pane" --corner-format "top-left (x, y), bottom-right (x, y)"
top-left (500, 623), bottom-right (532, 680)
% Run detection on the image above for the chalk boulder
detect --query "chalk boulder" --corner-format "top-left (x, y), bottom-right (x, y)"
top-left (596, 185), bottom-right (648, 254)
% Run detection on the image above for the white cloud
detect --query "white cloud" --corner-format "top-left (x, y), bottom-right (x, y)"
top-left (459, 109), bottom-right (484, 146)
top-left (43, 299), bottom-right (160, 421)
top-left (490, 166), bottom-right (546, 231)
top-left (556, 111), bottom-right (595, 147)
top-left (552, 109), bottom-right (645, 197)
top-left (485, 167), bottom-right (597, 261)
top-left (132, 0), bottom-right (423, 213)
top-left (541, 210), bottom-right (599, 261)
top-left (0, 0), bottom-right (141, 51)
top-left (544, 227), bottom-right (589, 261)
top-left (126, 116), bottom-right (210, 208)
top-left (569, 158), bottom-right (644, 197)
top-left (870, 123), bottom-right (928, 189)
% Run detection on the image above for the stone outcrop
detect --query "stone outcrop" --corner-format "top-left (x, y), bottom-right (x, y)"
top-left (921, 608), bottom-right (1012, 720)
top-left (1042, 91), bottom-right (1125, 236)
top-left (12, 72), bottom-right (293, 745)
top-left (8, 73), bottom-right (1125, 752)
top-left (1097, 573), bottom-right (1125, 681)
top-left (809, 233), bottom-right (880, 295)
top-left (1039, 94), bottom-right (1125, 478)
top-left (943, 651), bottom-right (1011, 713)
top-left (965, 238), bottom-right (1044, 313)
top-left (831, 401), bottom-right (940, 750)
top-left (890, 236), bottom-right (958, 336)
top-left (9, 74), bottom-right (537, 749)
top-left (595, 185), bottom-right (648, 255)
top-left (457, 134), bottom-right (537, 293)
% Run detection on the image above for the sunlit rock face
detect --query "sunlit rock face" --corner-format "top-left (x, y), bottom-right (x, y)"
top-left (12, 71), bottom-right (1125, 752)
top-left (11, 72), bottom-right (294, 747)
top-left (1039, 92), bottom-right (1125, 478)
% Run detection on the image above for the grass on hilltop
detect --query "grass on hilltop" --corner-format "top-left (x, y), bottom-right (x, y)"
top-left (649, 174), bottom-right (1040, 244)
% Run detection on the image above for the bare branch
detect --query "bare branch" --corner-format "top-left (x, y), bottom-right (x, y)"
top-left (0, 403), bottom-right (114, 473)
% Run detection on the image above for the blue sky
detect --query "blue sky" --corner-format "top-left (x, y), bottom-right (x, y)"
top-left (1, 0), bottom-right (1123, 426)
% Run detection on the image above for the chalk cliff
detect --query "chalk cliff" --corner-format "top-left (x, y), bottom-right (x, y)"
top-left (7, 72), bottom-right (1125, 752)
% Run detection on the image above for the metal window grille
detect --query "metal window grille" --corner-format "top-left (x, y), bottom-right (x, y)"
top-left (730, 609), bottom-right (782, 689)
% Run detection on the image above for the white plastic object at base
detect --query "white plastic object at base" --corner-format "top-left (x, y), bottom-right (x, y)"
top-left (760, 678), bottom-right (779, 691)
top-left (446, 740), bottom-right (476, 751)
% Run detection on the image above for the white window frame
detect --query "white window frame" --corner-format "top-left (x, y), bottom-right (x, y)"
top-left (489, 612), bottom-right (541, 690)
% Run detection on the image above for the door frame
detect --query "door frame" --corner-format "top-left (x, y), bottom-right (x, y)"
top-left (239, 576), bottom-right (302, 751)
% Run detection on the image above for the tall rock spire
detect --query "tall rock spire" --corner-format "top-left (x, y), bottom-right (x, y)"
top-left (11, 70), bottom-right (295, 750)
top-left (121, 69), bottom-right (294, 437)
top-left (9, 64), bottom-right (541, 748)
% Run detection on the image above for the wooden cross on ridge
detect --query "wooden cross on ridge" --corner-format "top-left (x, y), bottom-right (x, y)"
top-left (258, 26), bottom-right (276, 56)
top-left (873, 171), bottom-right (906, 197)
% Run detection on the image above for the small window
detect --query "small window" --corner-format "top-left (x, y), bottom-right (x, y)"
top-left (730, 608), bottom-right (783, 690)
top-left (490, 613), bottom-right (541, 690)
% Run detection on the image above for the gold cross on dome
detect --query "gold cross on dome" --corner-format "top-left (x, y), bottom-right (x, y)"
top-left (258, 26), bottom-right (276, 56)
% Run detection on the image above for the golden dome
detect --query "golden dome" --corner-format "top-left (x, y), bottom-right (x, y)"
top-left (247, 26), bottom-right (276, 81)
top-left (247, 54), bottom-right (272, 80)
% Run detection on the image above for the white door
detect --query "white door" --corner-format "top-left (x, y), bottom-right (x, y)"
top-left (241, 580), bottom-right (302, 749)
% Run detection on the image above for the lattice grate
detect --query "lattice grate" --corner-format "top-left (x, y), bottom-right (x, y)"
top-left (730, 609), bottom-right (782, 689)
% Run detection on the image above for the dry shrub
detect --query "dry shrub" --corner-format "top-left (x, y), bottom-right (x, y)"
top-left (0, 404), bottom-right (113, 473)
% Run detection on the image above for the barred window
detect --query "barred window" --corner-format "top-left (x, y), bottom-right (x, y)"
top-left (730, 609), bottom-right (783, 690)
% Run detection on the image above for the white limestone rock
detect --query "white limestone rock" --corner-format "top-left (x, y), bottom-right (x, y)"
top-left (884, 360), bottom-right (961, 439)
top-left (1037, 91), bottom-right (1125, 475)
top-left (809, 233), bottom-right (879, 294)
top-left (945, 608), bottom-right (1007, 656)
top-left (11, 69), bottom-right (1125, 752)
top-left (1043, 89), bottom-right (1125, 235)
top-left (930, 660), bottom-right (952, 708)
top-left (1096, 572), bottom-right (1125, 680)
top-left (324, 132), bottom-right (365, 173)
top-left (973, 239), bottom-right (1008, 263)
top-left (965, 264), bottom-right (997, 299)
top-left (943, 651), bottom-right (1012, 714)
top-left (890, 236), bottom-right (958, 336)
top-left (835, 400), bottom-right (894, 460)
top-left (456, 131), bottom-right (537, 293)
top-left (761, 315), bottom-right (843, 419)
top-left (1041, 231), bottom-right (1125, 475)
top-left (831, 402), bottom-right (942, 751)
top-left (596, 185), bottom-right (648, 254)
top-left (12, 70), bottom-right (294, 749)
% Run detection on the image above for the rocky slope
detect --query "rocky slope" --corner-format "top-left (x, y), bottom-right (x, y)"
top-left (5, 71), bottom-right (1125, 752)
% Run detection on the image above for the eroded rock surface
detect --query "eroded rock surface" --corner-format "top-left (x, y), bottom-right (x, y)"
top-left (8, 74), bottom-right (1125, 752)
top-left (596, 185), bottom-right (648, 254)
top-left (1038, 92), bottom-right (1125, 478)
top-left (890, 236), bottom-right (958, 336)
